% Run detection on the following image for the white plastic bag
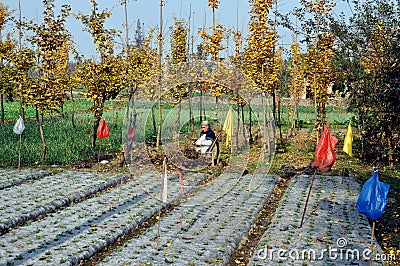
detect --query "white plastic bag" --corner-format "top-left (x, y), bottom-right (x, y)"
top-left (13, 116), bottom-right (25, 135)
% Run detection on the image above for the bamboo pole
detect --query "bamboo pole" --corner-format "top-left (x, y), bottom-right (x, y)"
top-left (156, 0), bottom-right (164, 148)
top-left (156, 157), bottom-right (168, 248)
top-left (179, 163), bottom-right (184, 195)
top-left (370, 221), bottom-right (375, 266)
top-left (300, 170), bottom-right (316, 228)
top-left (97, 138), bottom-right (102, 170)
top-left (18, 134), bottom-right (22, 170)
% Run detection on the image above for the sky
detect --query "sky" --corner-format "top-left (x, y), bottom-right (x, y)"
top-left (1, 0), bottom-right (352, 59)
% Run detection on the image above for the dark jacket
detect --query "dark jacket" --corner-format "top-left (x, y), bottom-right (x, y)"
top-left (200, 129), bottom-right (215, 141)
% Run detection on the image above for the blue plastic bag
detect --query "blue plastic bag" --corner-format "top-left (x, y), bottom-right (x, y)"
top-left (356, 170), bottom-right (390, 221)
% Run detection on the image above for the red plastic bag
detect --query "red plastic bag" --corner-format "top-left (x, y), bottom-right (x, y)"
top-left (97, 119), bottom-right (110, 139)
top-left (311, 125), bottom-right (338, 172)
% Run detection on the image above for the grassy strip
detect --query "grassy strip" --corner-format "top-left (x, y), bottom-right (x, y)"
top-left (0, 111), bottom-right (124, 167)
top-left (0, 99), bottom-right (355, 168)
top-left (1, 99), bottom-right (93, 121)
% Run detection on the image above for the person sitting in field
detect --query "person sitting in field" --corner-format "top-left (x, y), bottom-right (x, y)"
top-left (195, 120), bottom-right (215, 154)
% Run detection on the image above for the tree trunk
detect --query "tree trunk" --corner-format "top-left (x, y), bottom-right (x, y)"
top-left (151, 100), bottom-right (157, 138)
top-left (131, 92), bottom-right (137, 127)
top-left (112, 100), bottom-right (115, 124)
top-left (70, 88), bottom-right (76, 129)
top-left (92, 99), bottom-right (105, 151)
top-left (215, 97), bottom-right (218, 122)
top-left (272, 91), bottom-right (277, 121)
top-left (241, 105), bottom-right (247, 146)
top-left (293, 99), bottom-right (300, 132)
top-left (200, 90), bottom-right (203, 122)
top-left (1, 94), bottom-right (4, 124)
top-left (19, 84), bottom-right (25, 119)
top-left (236, 105), bottom-right (240, 151)
top-left (277, 93), bottom-right (283, 143)
top-left (35, 107), bottom-right (39, 123)
top-left (39, 113), bottom-right (47, 165)
top-left (156, 0), bottom-right (163, 148)
top-left (157, 100), bottom-right (163, 147)
top-left (249, 103), bottom-right (253, 143)
top-left (261, 95), bottom-right (267, 161)
top-left (388, 126), bottom-right (394, 166)
top-left (189, 89), bottom-right (194, 132)
top-left (177, 102), bottom-right (181, 134)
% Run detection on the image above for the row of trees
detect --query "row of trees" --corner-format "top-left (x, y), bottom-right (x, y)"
top-left (331, 0), bottom-right (399, 165)
top-left (0, 0), bottom-right (160, 164)
top-left (0, 0), bottom-right (398, 166)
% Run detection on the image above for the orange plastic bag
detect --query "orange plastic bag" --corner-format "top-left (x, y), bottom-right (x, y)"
top-left (312, 125), bottom-right (338, 172)
top-left (96, 119), bottom-right (110, 139)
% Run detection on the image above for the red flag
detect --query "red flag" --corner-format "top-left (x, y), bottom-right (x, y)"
top-left (97, 119), bottom-right (110, 139)
top-left (312, 125), bottom-right (338, 172)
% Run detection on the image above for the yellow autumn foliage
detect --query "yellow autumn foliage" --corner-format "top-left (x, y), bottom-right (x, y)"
top-left (242, 0), bottom-right (277, 94)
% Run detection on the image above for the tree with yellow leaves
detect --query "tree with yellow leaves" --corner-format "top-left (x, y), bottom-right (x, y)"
top-left (122, 32), bottom-right (158, 133)
top-left (199, 1), bottom-right (228, 122)
top-left (0, 3), bottom-right (13, 124)
top-left (25, 0), bottom-right (71, 164)
top-left (75, 0), bottom-right (124, 150)
top-left (243, 0), bottom-right (277, 91)
top-left (299, 0), bottom-right (336, 131)
top-left (208, 0), bottom-right (220, 29)
top-left (288, 41), bottom-right (307, 133)
top-left (240, 0), bottom-right (278, 153)
top-left (242, 0), bottom-right (277, 118)
top-left (208, 0), bottom-right (220, 10)
top-left (0, 37), bottom-right (15, 124)
top-left (165, 19), bottom-right (188, 132)
top-left (7, 47), bottom-right (36, 120)
top-left (331, 0), bottom-right (400, 165)
top-left (303, 32), bottom-right (336, 131)
top-left (199, 24), bottom-right (226, 62)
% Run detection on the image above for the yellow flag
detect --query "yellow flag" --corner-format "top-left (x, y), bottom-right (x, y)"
top-left (223, 107), bottom-right (233, 146)
top-left (343, 122), bottom-right (353, 157)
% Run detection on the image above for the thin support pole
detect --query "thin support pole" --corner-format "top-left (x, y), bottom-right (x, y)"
top-left (300, 170), bottom-right (316, 228)
top-left (370, 221), bottom-right (375, 266)
top-left (156, 157), bottom-right (167, 248)
top-left (156, 201), bottom-right (162, 249)
top-left (98, 138), bottom-right (102, 167)
top-left (18, 134), bottom-right (22, 170)
top-left (179, 163), bottom-right (184, 195)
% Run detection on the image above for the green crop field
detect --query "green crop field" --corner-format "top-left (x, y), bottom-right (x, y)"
top-left (0, 99), bottom-right (354, 168)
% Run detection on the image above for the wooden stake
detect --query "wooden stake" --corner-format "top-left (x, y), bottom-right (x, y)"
top-left (18, 133), bottom-right (22, 170)
top-left (300, 170), bottom-right (316, 228)
top-left (370, 221), bottom-right (375, 266)
top-left (156, 157), bottom-right (167, 248)
top-left (179, 163), bottom-right (184, 195)
top-left (97, 138), bottom-right (102, 171)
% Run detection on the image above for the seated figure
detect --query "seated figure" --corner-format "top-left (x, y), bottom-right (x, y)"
top-left (195, 120), bottom-right (215, 154)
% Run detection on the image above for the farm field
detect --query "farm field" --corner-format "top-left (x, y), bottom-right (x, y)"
top-left (0, 0), bottom-right (398, 264)
top-left (0, 168), bottom-right (392, 265)
top-left (0, 99), bottom-right (399, 265)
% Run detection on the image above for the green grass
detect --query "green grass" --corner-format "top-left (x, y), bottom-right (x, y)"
top-left (1, 99), bottom-right (93, 121)
top-left (0, 99), bottom-right (355, 168)
top-left (0, 111), bottom-right (124, 167)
